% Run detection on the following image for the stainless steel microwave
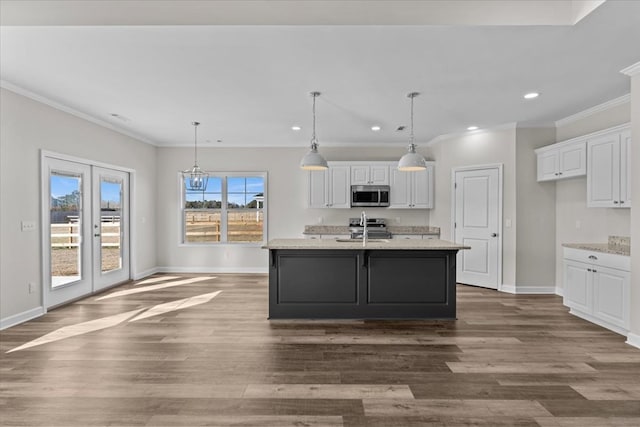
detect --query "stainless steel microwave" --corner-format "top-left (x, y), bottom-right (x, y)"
top-left (351, 185), bottom-right (390, 207)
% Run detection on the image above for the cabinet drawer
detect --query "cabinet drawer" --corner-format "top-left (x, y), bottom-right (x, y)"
top-left (563, 248), bottom-right (630, 271)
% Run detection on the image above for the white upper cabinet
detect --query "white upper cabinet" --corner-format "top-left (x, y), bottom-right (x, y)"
top-left (389, 162), bottom-right (434, 209)
top-left (308, 165), bottom-right (350, 209)
top-left (351, 164), bottom-right (390, 185)
top-left (535, 140), bottom-right (586, 181)
top-left (587, 128), bottom-right (631, 208)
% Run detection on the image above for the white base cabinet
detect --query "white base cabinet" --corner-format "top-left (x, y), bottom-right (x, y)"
top-left (563, 247), bottom-right (630, 336)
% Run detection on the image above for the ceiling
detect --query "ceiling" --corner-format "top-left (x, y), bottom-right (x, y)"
top-left (1, 0), bottom-right (639, 148)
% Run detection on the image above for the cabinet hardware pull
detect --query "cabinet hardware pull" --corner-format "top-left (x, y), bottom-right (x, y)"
top-left (614, 200), bottom-right (619, 204)
top-left (620, 201), bottom-right (625, 204)
top-left (587, 268), bottom-right (592, 272)
top-left (491, 233), bottom-right (498, 237)
top-left (588, 255), bottom-right (597, 260)
top-left (593, 269), bottom-right (597, 273)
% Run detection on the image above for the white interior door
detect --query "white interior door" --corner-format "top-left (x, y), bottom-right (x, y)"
top-left (44, 158), bottom-right (93, 307)
top-left (43, 156), bottom-right (131, 308)
top-left (453, 166), bottom-right (501, 289)
top-left (92, 167), bottom-right (130, 291)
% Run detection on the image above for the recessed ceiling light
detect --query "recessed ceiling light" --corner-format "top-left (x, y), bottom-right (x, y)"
top-left (467, 126), bottom-right (478, 131)
top-left (291, 126), bottom-right (301, 131)
top-left (371, 125), bottom-right (381, 132)
top-left (524, 92), bottom-right (540, 99)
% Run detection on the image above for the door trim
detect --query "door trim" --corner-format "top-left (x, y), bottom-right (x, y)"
top-left (450, 163), bottom-right (503, 291)
top-left (40, 150), bottom-right (136, 311)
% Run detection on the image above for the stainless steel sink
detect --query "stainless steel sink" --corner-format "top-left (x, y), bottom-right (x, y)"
top-left (335, 238), bottom-right (390, 243)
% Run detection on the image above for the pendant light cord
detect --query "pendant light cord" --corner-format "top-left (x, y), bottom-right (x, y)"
top-left (311, 92), bottom-right (318, 146)
top-left (409, 94), bottom-right (415, 145)
top-left (193, 121), bottom-right (200, 167)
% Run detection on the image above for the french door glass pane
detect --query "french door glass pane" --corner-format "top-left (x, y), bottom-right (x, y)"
top-left (100, 178), bottom-right (123, 273)
top-left (50, 172), bottom-right (82, 288)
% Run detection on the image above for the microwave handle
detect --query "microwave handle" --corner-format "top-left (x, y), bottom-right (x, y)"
top-left (378, 189), bottom-right (381, 206)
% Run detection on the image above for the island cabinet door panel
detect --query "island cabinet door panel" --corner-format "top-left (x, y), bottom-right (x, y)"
top-left (275, 252), bottom-right (359, 303)
top-left (367, 254), bottom-right (447, 303)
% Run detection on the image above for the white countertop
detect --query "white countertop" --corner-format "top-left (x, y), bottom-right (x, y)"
top-left (263, 238), bottom-right (469, 250)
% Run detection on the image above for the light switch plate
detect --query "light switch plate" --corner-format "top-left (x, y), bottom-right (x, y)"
top-left (21, 221), bottom-right (36, 232)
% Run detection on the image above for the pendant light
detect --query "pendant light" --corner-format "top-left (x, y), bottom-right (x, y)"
top-left (182, 121), bottom-right (210, 191)
top-left (398, 92), bottom-right (427, 171)
top-left (300, 91), bottom-right (329, 170)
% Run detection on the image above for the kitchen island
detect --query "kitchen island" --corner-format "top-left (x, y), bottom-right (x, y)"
top-left (263, 238), bottom-right (469, 319)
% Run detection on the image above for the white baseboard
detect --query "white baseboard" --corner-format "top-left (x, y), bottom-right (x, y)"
top-left (132, 267), bottom-right (160, 280)
top-left (157, 266), bottom-right (269, 274)
top-left (555, 287), bottom-right (564, 297)
top-left (500, 284), bottom-right (556, 294)
top-left (626, 332), bottom-right (640, 350)
top-left (0, 306), bottom-right (45, 330)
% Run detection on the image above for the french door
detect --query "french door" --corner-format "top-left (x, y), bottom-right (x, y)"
top-left (452, 165), bottom-right (502, 290)
top-left (43, 156), bottom-right (130, 308)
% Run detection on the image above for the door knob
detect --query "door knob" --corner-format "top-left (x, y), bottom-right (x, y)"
top-left (491, 233), bottom-right (498, 237)
top-left (94, 233), bottom-right (101, 237)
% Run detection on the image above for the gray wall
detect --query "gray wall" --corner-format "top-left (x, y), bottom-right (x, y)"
top-left (515, 127), bottom-right (557, 289)
top-left (629, 71), bottom-right (640, 345)
top-left (0, 88), bottom-right (158, 322)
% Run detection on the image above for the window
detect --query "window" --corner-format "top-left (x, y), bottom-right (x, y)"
top-left (183, 173), bottom-right (266, 244)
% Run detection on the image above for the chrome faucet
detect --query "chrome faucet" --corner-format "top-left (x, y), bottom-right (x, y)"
top-left (360, 210), bottom-right (368, 247)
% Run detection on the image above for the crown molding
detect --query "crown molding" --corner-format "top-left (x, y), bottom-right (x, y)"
top-left (555, 94), bottom-right (631, 128)
top-left (621, 61), bottom-right (640, 77)
top-left (426, 122), bottom-right (519, 146)
top-left (0, 80), bottom-right (158, 146)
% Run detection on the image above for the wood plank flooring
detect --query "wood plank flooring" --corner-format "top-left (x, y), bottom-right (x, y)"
top-left (2, 274), bottom-right (640, 426)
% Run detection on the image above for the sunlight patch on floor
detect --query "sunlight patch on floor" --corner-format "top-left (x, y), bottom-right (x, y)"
top-left (129, 291), bottom-right (222, 322)
top-left (134, 275), bottom-right (181, 285)
top-left (6, 308), bottom-right (145, 353)
top-left (96, 276), bottom-right (215, 300)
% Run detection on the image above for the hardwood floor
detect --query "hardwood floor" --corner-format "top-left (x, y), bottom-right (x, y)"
top-left (2, 274), bottom-right (640, 426)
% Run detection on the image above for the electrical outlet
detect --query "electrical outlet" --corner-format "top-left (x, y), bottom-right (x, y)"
top-left (21, 221), bottom-right (36, 232)
top-left (576, 220), bottom-right (581, 229)
top-left (28, 282), bottom-right (34, 294)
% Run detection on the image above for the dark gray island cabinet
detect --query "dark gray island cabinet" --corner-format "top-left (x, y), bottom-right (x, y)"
top-left (263, 239), bottom-right (469, 319)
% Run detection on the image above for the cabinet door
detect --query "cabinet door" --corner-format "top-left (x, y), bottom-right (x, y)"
top-left (329, 166), bottom-right (351, 208)
top-left (351, 166), bottom-right (369, 185)
top-left (620, 130), bottom-right (632, 207)
top-left (308, 170), bottom-right (328, 208)
top-left (369, 165), bottom-right (390, 185)
top-left (592, 266), bottom-right (630, 329)
top-left (389, 168), bottom-right (411, 208)
top-left (537, 150), bottom-right (559, 181)
top-left (559, 141), bottom-right (586, 178)
top-left (412, 165), bottom-right (433, 209)
top-left (587, 133), bottom-right (621, 207)
top-left (564, 260), bottom-right (591, 314)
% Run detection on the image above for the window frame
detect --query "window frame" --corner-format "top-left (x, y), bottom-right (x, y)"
top-left (179, 171), bottom-right (267, 246)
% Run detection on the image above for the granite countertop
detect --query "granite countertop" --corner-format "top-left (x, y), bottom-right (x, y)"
top-left (303, 225), bottom-right (440, 235)
top-left (563, 236), bottom-right (630, 256)
top-left (264, 238), bottom-right (469, 250)
top-left (562, 243), bottom-right (630, 257)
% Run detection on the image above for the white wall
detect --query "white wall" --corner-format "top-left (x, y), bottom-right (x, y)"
top-left (0, 88), bottom-right (157, 323)
top-left (155, 145), bottom-right (434, 272)
top-left (428, 127), bottom-right (518, 287)
top-left (553, 101), bottom-right (631, 291)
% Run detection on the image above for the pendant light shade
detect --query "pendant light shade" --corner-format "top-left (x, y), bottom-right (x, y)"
top-left (398, 92), bottom-right (427, 171)
top-left (182, 121), bottom-right (210, 191)
top-left (300, 91), bottom-right (328, 170)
